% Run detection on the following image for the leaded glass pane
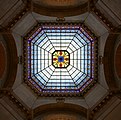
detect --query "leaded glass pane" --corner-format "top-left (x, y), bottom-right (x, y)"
top-left (25, 23), bottom-right (98, 96)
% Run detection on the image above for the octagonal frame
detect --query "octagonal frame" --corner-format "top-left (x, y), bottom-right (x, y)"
top-left (23, 22), bottom-right (98, 97)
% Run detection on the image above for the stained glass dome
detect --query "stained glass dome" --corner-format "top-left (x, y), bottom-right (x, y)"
top-left (23, 23), bottom-right (98, 96)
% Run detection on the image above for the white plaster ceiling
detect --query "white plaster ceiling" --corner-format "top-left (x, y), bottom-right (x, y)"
top-left (12, 11), bottom-right (109, 109)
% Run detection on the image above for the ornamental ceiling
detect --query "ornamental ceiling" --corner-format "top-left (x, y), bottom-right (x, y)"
top-left (0, 0), bottom-right (121, 120)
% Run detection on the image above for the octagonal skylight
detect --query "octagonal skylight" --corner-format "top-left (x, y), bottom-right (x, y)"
top-left (23, 23), bottom-right (98, 96)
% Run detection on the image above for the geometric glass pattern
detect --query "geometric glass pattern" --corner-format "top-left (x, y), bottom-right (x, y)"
top-left (52, 50), bottom-right (70, 68)
top-left (23, 23), bottom-right (98, 96)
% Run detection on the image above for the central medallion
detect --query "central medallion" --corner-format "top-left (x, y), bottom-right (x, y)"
top-left (58, 56), bottom-right (64, 62)
top-left (52, 50), bottom-right (70, 68)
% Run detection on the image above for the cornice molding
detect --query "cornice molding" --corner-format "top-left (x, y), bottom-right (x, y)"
top-left (4, 5), bottom-right (29, 30)
top-left (0, 89), bottom-right (32, 120)
top-left (89, 90), bottom-right (121, 120)
top-left (90, 6), bottom-right (114, 31)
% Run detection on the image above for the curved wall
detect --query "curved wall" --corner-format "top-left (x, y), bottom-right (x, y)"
top-left (0, 42), bottom-right (6, 78)
top-left (116, 44), bottom-right (121, 78)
